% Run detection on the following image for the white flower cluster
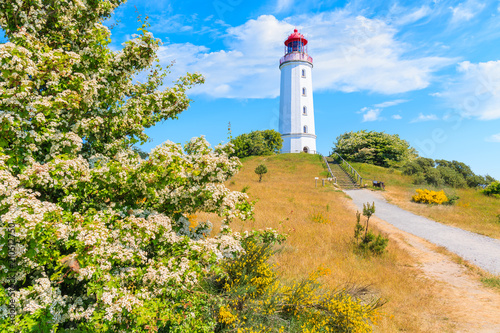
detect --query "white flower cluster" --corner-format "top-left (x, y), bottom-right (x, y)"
top-left (19, 156), bottom-right (91, 190)
top-left (0, 143), bottom-right (252, 327)
top-left (0, 1), bottom-right (243, 330)
top-left (8, 277), bottom-right (69, 324)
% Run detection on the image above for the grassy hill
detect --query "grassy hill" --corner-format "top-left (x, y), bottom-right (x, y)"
top-left (349, 162), bottom-right (500, 239)
top-left (200, 153), bottom-right (464, 332)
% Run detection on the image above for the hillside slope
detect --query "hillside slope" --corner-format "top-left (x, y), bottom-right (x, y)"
top-left (349, 162), bottom-right (500, 239)
top-left (201, 153), bottom-right (484, 332)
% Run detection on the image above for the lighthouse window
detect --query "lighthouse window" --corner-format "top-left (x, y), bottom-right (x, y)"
top-left (303, 106), bottom-right (307, 115)
top-left (303, 126), bottom-right (308, 133)
top-left (302, 69), bottom-right (306, 77)
top-left (302, 87), bottom-right (306, 96)
top-left (287, 40), bottom-right (303, 53)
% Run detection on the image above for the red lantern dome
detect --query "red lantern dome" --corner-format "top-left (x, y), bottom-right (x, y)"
top-left (284, 29), bottom-right (308, 46)
top-left (279, 28), bottom-right (313, 66)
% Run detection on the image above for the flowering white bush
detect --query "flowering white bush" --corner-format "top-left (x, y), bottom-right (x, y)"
top-left (0, 1), bottom-right (265, 331)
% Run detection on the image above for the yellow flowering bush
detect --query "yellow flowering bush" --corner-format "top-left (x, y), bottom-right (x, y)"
top-left (218, 305), bottom-right (238, 325)
top-left (412, 189), bottom-right (448, 204)
top-left (300, 293), bottom-right (379, 333)
top-left (213, 236), bottom-right (381, 332)
top-left (222, 239), bottom-right (277, 298)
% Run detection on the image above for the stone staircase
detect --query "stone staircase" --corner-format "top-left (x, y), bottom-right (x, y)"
top-left (325, 157), bottom-right (360, 190)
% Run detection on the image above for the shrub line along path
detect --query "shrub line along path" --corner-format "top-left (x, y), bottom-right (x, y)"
top-left (345, 189), bottom-right (500, 275)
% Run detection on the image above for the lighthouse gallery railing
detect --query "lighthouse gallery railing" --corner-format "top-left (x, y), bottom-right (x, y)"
top-left (280, 52), bottom-right (313, 65)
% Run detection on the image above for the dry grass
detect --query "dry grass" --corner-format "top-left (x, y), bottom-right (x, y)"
top-left (199, 154), bottom-right (458, 332)
top-left (350, 162), bottom-right (500, 239)
top-left (434, 245), bottom-right (500, 292)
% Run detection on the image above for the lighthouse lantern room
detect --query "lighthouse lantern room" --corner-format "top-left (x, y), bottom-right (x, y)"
top-left (279, 29), bottom-right (316, 154)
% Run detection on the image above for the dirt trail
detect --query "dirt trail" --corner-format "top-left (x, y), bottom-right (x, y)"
top-left (342, 195), bottom-right (500, 332)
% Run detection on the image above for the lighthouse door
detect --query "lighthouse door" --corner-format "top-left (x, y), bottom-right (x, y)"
top-left (303, 147), bottom-right (309, 153)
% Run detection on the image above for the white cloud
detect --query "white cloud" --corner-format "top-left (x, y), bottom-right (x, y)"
top-left (358, 99), bottom-right (407, 122)
top-left (392, 114), bottom-right (402, 119)
top-left (150, 14), bottom-right (194, 33)
top-left (157, 15), bottom-right (290, 98)
top-left (450, 0), bottom-right (486, 23)
top-left (307, 14), bottom-right (452, 95)
top-left (486, 133), bottom-right (500, 142)
top-left (392, 6), bottom-right (432, 25)
top-left (156, 12), bottom-right (453, 99)
top-left (411, 113), bottom-right (439, 122)
top-left (276, 0), bottom-right (294, 13)
top-left (362, 108), bottom-right (382, 122)
top-left (374, 99), bottom-right (409, 108)
top-left (438, 60), bottom-right (500, 120)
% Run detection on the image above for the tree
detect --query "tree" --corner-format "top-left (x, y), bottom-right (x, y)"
top-left (353, 202), bottom-right (388, 256)
top-left (437, 166), bottom-right (467, 188)
top-left (261, 129), bottom-right (283, 154)
top-left (425, 167), bottom-right (445, 187)
top-left (0, 2), bottom-right (257, 331)
top-left (332, 130), bottom-right (417, 167)
top-left (362, 202), bottom-right (375, 238)
top-left (403, 157), bottom-right (495, 188)
top-left (403, 157), bottom-right (435, 175)
top-left (230, 130), bottom-right (283, 158)
top-left (255, 164), bottom-right (268, 182)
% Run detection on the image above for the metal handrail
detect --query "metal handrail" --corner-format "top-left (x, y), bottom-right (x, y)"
top-left (331, 152), bottom-right (363, 187)
top-left (322, 155), bottom-right (337, 184)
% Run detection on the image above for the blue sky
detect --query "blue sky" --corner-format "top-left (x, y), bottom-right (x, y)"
top-left (105, 0), bottom-right (500, 179)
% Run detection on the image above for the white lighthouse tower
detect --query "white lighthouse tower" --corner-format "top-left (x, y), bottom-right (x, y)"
top-left (279, 29), bottom-right (316, 154)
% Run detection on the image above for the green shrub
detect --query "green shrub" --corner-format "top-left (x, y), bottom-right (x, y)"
top-left (482, 181), bottom-right (500, 198)
top-left (231, 130), bottom-right (283, 158)
top-left (424, 168), bottom-right (444, 187)
top-left (443, 193), bottom-right (460, 205)
top-left (353, 203), bottom-right (388, 256)
top-left (412, 172), bottom-right (426, 185)
top-left (254, 164), bottom-right (268, 182)
top-left (359, 231), bottom-right (390, 256)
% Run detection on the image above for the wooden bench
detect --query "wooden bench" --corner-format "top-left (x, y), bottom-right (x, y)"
top-left (372, 181), bottom-right (385, 190)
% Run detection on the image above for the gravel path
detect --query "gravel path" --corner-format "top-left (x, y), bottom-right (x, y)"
top-left (345, 189), bottom-right (500, 275)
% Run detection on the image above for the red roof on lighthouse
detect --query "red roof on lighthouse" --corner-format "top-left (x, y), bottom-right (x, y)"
top-left (284, 29), bottom-right (308, 46)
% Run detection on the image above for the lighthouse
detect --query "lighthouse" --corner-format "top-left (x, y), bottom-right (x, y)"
top-left (279, 29), bottom-right (316, 154)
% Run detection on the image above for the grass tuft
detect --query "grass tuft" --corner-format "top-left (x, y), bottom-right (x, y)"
top-left (481, 277), bottom-right (500, 290)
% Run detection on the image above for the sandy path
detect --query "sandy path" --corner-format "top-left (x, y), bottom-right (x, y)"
top-left (342, 190), bottom-right (500, 332)
top-left (345, 189), bottom-right (500, 275)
